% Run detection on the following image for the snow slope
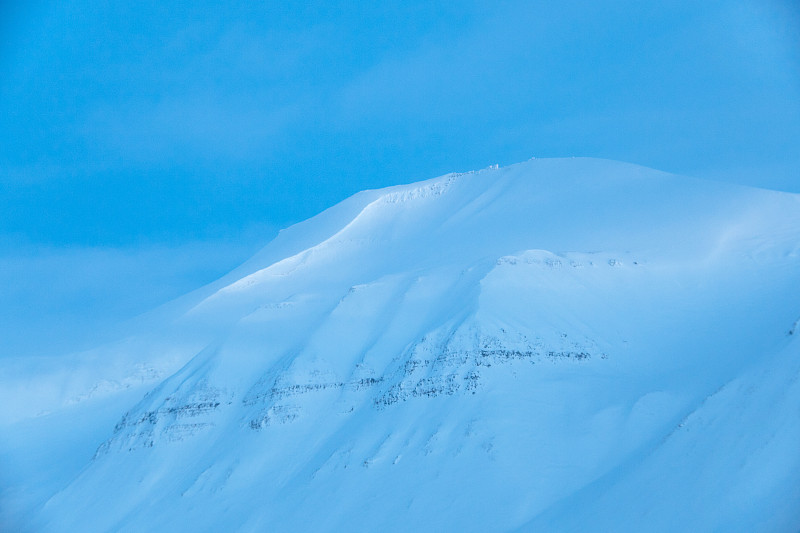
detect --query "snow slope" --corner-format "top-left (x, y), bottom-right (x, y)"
top-left (2, 158), bottom-right (799, 532)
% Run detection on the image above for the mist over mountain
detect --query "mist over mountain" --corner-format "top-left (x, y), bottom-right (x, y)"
top-left (2, 158), bottom-right (799, 532)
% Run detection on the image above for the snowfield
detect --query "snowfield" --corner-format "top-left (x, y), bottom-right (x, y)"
top-left (2, 158), bottom-right (799, 532)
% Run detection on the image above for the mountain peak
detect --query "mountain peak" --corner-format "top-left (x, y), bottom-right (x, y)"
top-left (6, 158), bottom-right (800, 532)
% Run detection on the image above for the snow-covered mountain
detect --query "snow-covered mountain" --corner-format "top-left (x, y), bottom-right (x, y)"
top-left (2, 158), bottom-right (799, 532)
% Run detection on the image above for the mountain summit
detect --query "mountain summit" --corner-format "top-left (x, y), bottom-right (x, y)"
top-left (4, 158), bottom-right (800, 532)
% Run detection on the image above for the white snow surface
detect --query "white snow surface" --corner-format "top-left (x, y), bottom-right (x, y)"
top-left (2, 158), bottom-right (799, 532)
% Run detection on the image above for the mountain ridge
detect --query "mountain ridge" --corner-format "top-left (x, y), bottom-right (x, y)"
top-left (2, 157), bottom-right (799, 532)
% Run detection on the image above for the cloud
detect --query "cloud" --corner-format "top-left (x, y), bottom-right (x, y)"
top-left (1, 0), bottom-right (798, 252)
top-left (0, 231), bottom-right (275, 359)
top-left (84, 97), bottom-right (302, 165)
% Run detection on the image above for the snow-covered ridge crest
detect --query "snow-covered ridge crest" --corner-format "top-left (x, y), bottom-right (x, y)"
top-left (378, 172), bottom-right (461, 203)
top-left (204, 170), bottom-right (467, 300)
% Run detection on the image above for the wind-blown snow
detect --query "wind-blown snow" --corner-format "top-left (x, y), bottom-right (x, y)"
top-left (1, 158), bottom-right (799, 532)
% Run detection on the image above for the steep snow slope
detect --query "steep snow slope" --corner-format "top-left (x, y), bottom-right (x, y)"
top-left (2, 158), bottom-right (799, 532)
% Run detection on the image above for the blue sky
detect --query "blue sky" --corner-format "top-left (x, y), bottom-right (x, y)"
top-left (1, 0), bottom-right (799, 356)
